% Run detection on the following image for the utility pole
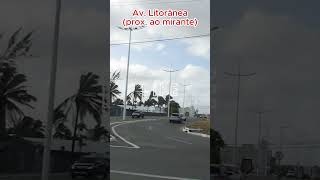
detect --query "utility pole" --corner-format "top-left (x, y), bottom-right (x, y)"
top-left (179, 81), bottom-right (191, 116)
top-left (250, 110), bottom-right (272, 145)
top-left (225, 63), bottom-right (256, 165)
top-left (250, 110), bottom-right (272, 176)
top-left (179, 81), bottom-right (191, 126)
top-left (118, 26), bottom-right (145, 121)
top-left (278, 125), bottom-right (289, 177)
top-left (41, 0), bottom-right (61, 179)
top-left (211, 26), bottom-right (221, 127)
top-left (163, 64), bottom-right (180, 117)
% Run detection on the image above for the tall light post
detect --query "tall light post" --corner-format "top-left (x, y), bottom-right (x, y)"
top-left (225, 63), bottom-right (256, 165)
top-left (179, 81), bottom-right (191, 116)
top-left (279, 125), bottom-right (289, 168)
top-left (163, 64), bottom-right (180, 117)
top-left (41, 0), bottom-right (61, 179)
top-left (179, 81), bottom-right (191, 127)
top-left (250, 110), bottom-right (272, 175)
top-left (211, 26), bottom-right (221, 120)
top-left (118, 26), bottom-right (145, 120)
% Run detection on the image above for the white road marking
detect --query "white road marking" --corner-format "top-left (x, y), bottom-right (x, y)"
top-left (110, 119), bottom-right (159, 149)
top-left (110, 145), bottom-right (137, 149)
top-left (110, 170), bottom-right (201, 180)
top-left (165, 136), bottom-right (193, 145)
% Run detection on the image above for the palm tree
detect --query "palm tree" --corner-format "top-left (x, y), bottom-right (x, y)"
top-left (0, 28), bottom-right (35, 136)
top-left (157, 96), bottom-right (166, 112)
top-left (56, 72), bottom-right (103, 153)
top-left (0, 27), bottom-right (33, 63)
top-left (211, 128), bottom-right (225, 164)
top-left (128, 84), bottom-right (143, 108)
top-left (0, 68), bottom-right (36, 135)
top-left (7, 116), bottom-right (44, 138)
top-left (110, 71), bottom-right (121, 103)
top-left (89, 124), bottom-right (109, 142)
top-left (53, 123), bottom-right (72, 140)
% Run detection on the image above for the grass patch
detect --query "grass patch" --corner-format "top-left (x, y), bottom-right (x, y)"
top-left (187, 118), bottom-right (210, 135)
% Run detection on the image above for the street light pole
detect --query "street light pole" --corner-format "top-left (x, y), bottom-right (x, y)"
top-left (118, 26), bottom-right (145, 121)
top-left (41, 0), bottom-right (61, 179)
top-left (179, 81), bottom-right (191, 116)
top-left (163, 64), bottom-right (180, 117)
top-left (250, 110), bottom-right (271, 176)
top-left (225, 63), bottom-right (256, 165)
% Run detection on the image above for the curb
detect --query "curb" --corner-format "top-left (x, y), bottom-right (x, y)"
top-left (182, 127), bottom-right (210, 138)
top-left (110, 134), bottom-right (116, 142)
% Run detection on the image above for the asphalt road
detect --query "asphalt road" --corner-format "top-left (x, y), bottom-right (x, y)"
top-left (110, 117), bottom-right (210, 180)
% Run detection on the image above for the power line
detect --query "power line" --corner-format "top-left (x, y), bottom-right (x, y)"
top-left (110, 34), bottom-right (209, 46)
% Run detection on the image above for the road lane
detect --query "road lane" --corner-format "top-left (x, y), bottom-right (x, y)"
top-left (110, 117), bottom-right (209, 180)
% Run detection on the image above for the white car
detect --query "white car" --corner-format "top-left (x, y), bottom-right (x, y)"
top-left (286, 170), bottom-right (296, 177)
top-left (169, 113), bottom-right (184, 123)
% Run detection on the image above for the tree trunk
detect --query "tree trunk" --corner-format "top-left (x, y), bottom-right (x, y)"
top-left (0, 101), bottom-right (6, 135)
top-left (71, 102), bottom-right (80, 153)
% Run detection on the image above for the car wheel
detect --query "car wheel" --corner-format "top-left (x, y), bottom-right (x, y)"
top-left (132, 116), bottom-right (134, 118)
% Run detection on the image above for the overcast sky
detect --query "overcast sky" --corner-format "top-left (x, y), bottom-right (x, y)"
top-left (0, 0), bottom-right (108, 128)
top-left (110, 0), bottom-right (210, 114)
top-left (213, 0), bottom-right (320, 165)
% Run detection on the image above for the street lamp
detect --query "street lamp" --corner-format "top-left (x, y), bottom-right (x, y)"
top-left (163, 64), bottom-right (180, 117)
top-left (41, 0), bottom-right (62, 180)
top-left (179, 81), bottom-right (191, 116)
top-left (250, 109), bottom-right (272, 176)
top-left (225, 63), bottom-right (256, 165)
top-left (118, 25), bottom-right (145, 121)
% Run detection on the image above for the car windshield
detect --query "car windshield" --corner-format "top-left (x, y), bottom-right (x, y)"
top-left (171, 113), bottom-right (179, 117)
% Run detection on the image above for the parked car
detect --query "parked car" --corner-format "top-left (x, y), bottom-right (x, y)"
top-left (169, 113), bottom-right (184, 123)
top-left (286, 170), bottom-right (296, 177)
top-left (71, 154), bottom-right (109, 179)
top-left (211, 164), bottom-right (242, 180)
top-left (131, 111), bottom-right (144, 118)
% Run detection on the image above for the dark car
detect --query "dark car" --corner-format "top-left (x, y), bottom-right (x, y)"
top-left (131, 111), bottom-right (144, 118)
top-left (71, 154), bottom-right (109, 179)
top-left (211, 164), bottom-right (241, 180)
top-left (169, 113), bottom-right (184, 123)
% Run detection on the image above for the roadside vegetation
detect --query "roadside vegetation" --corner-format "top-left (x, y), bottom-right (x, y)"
top-left (187, 117), bottom-right (210, 135)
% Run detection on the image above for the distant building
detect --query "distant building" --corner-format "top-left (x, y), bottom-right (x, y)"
top-left (220, 144), bottom-right (272, 175)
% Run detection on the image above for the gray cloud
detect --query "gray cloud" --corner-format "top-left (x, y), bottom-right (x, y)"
top-left (213, 1), bottom-right (320, 165)
top-left (0, 0), bottom-right (108, 125)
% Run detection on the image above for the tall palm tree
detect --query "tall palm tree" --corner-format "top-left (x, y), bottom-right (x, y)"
top-left (128, 84), bottom-right (143, 108)
top-left (56, 72), bottom-right (103, 153)
top-left (0, 28), bottom-right (35, 136)
top-left (0, 68), bottom-right (36, 135)
top-left (0, 27), bottom-right (33, 63)
top-left (110, 70), bottom-right (121, 103)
